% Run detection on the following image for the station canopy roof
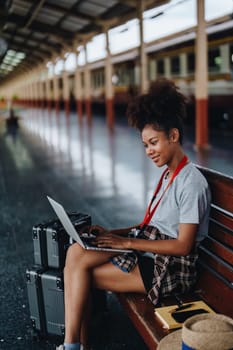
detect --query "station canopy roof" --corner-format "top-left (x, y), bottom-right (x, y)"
top-left (0, 0), bottom-right (170, 82)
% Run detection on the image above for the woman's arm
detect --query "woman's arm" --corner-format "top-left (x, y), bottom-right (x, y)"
top-left (95, 223), bottom-right (198, 256)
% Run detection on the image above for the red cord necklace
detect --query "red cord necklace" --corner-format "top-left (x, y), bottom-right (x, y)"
top-left (140, 155), bottom-right (188, 228)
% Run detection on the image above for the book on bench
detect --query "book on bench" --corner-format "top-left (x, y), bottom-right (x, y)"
top-left (154, 300), bottom-right (215, 329)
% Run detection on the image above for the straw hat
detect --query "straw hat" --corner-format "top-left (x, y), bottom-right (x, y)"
top-left (157, 314), bottom-right (233, 350)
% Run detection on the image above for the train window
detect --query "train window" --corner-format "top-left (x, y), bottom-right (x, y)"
top-left (157, 59), bottom-right (164, 75)
top-left (187, 52), bottom-right (195, 73)
top-left (208, 48), bottom-right (221, 72)
top-left (171, 56), bottom-right (180, 74)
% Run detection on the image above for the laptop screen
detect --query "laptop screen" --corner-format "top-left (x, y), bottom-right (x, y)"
top-left (47, 196), bottom-right (85, 248)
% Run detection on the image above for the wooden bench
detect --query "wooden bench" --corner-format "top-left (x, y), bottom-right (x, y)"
top-left (116, 166), bottom-right (233, 349)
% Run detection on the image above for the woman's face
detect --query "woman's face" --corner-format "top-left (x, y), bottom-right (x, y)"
top-left (141, 124), bottom-right (178, 167)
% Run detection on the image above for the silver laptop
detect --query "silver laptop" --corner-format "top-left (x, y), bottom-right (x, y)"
top-left (47, 196), bottom-right (132, 253)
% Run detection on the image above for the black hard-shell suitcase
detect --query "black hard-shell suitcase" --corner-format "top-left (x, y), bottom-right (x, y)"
top-left (41, 270), bottom-right (65, 336)
top-left (26, 267), bottom-right (65, 337)
top-left (32, 223), bottom-right (49, 267)
top-left (26, 266), bottom-right (46, 336)
top-left (33, 212), bottom-right (91, 269)
top-left (46, 223), bottom-right (70, 269)
top-left (26, 268), bottom-right (107, 338)
top-left (27, 212), bottom-right (91, 338)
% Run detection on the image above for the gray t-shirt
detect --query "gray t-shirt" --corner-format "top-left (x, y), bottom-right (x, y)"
top-left (149, 162), bottom-right (211, 242)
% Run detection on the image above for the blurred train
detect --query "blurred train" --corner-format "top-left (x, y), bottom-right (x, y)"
top-left (66, 18), bottom-right (233, 130)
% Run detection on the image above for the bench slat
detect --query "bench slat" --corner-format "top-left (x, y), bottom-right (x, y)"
top-left (210, 206), bottom-right (233, 231)
top-left (209, 220), bottom-right (233, 248)
top-left (202, 236), bottom-right (233, 266)
top-left (197, 267), bottom-right (233, 318)
top-left (198, 247), bottom-right (233, 284)
top-left (197, 166), bottom-right (233, 213)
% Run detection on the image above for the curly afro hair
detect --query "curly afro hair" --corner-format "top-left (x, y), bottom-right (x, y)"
top-left (126, 78), bottom-right (187, 144)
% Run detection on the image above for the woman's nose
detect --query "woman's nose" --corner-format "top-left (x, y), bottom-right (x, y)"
top-left (146, 146), bottom-right (153, 156)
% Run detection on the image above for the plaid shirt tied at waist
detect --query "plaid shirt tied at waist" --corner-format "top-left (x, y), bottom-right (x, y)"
top-left (110, 225), bottom-right (199, 306)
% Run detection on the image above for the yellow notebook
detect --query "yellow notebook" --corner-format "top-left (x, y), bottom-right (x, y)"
top-left (154, 300), bottom-right (215, 329)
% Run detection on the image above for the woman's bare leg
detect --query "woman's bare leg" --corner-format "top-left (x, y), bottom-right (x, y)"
top-left (63, 243), bottom-right (115, 344)
top-left (92, 260), bottom-right (146, 293)
top-left (64, 243), bottom-right (147, 347)
top-left (79, 292), bottom-right (92, 350)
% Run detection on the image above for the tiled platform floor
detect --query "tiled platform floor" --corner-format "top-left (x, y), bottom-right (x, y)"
top-left (0, 107), bottom-right (232, 350)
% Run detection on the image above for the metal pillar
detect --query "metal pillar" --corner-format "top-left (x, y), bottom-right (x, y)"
top-left (195, 0), bottom-right (209, 149)
top-left (53, 66), bottom-right (60, 114)
top-left (138, 0), bottom-right (148, 93)
top-left (45, 78), bottom-right (51, 110)
top-left (74, 49), bottom-right (83, 121)
top-left (62, 57), bottom-right (70, 117)
top-left (105, 29), bottom-right (114, 128)
top-left (84, 44), bottom-right (92, 123)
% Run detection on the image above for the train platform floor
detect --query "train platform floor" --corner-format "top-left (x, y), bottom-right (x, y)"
top-left (0, 107), bottom-right (232, 350)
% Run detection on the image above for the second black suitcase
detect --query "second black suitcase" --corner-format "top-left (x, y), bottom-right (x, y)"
top-left (41, 269), bottom-right (65, 336)
top-left (26, 266), bottom-right (46, 336)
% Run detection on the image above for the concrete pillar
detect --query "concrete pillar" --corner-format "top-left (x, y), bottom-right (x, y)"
top-left (53, 69), bottom-right (60, 113)
top-left (31, 80), bottom-right (36, 107)
top-left (74, 51), bottom-right (83, 121)
top-left (42, 79), bottom-right (46, 108)
top-left (54, 80), bottom-right (59, 112)
top-left (75, 66), bottom-right (83, 120)
top-left (29, 81), bottom-right (33, 107)
top-left (39, 66), bottom-right (46, 108)
top-left (105, 30), bottom-right (114, 128)
top-left (35, 78), bottom-right (40, 107)
top-left (195, 0), bottom-right (209, 149)
top-left (38, 80), bottom-right (43, 107)
top-left (37, 78), bottom-right (41, 107)
top-left (84, 45), bottom-right (92, 122)
top-left (24, 82), bottom-right (29, 106)
top-left (138, 0), bottom-right (148, 93)
top-left (29, 80), bottom-right (34, 107)
top-left (62, 57), bottom-right (70, 117)
top-left (24, 83), bottom-right (28, 106)
top-left (32, 81), bottom-right (37, 107)
top-left (26, 80), bottom-right (30, 106)
top-left (19, 82), bottom-right (24, 105)
top-left (45, 78), bottom-right (51, 110)
top-left (42, 81), bottom-right (47, 108)
top-left (220, 44), bottom-right (230, 74)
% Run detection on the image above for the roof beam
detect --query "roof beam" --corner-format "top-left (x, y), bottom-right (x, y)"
top-left (5, 13), bottom-right (74, 42)
top-left (42, 2), bottom-right (95, 22)
top-left (4, 28), bottom-right (61, 53)
top-left (24, 0), bottom-right (46, 28)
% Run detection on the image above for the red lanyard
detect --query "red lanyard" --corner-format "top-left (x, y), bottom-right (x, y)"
top-left (140, 155), bottom-right (188, 228)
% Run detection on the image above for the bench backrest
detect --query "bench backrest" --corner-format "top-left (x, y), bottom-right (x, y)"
top-left (196, 166), bottom-right (233, 318)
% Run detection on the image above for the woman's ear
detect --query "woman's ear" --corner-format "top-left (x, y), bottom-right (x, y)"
top-left (169, 128), bottom-right (180, 143)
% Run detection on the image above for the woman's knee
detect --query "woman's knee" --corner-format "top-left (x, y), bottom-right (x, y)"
top-left (65, 243), bottom-right (84, 269)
